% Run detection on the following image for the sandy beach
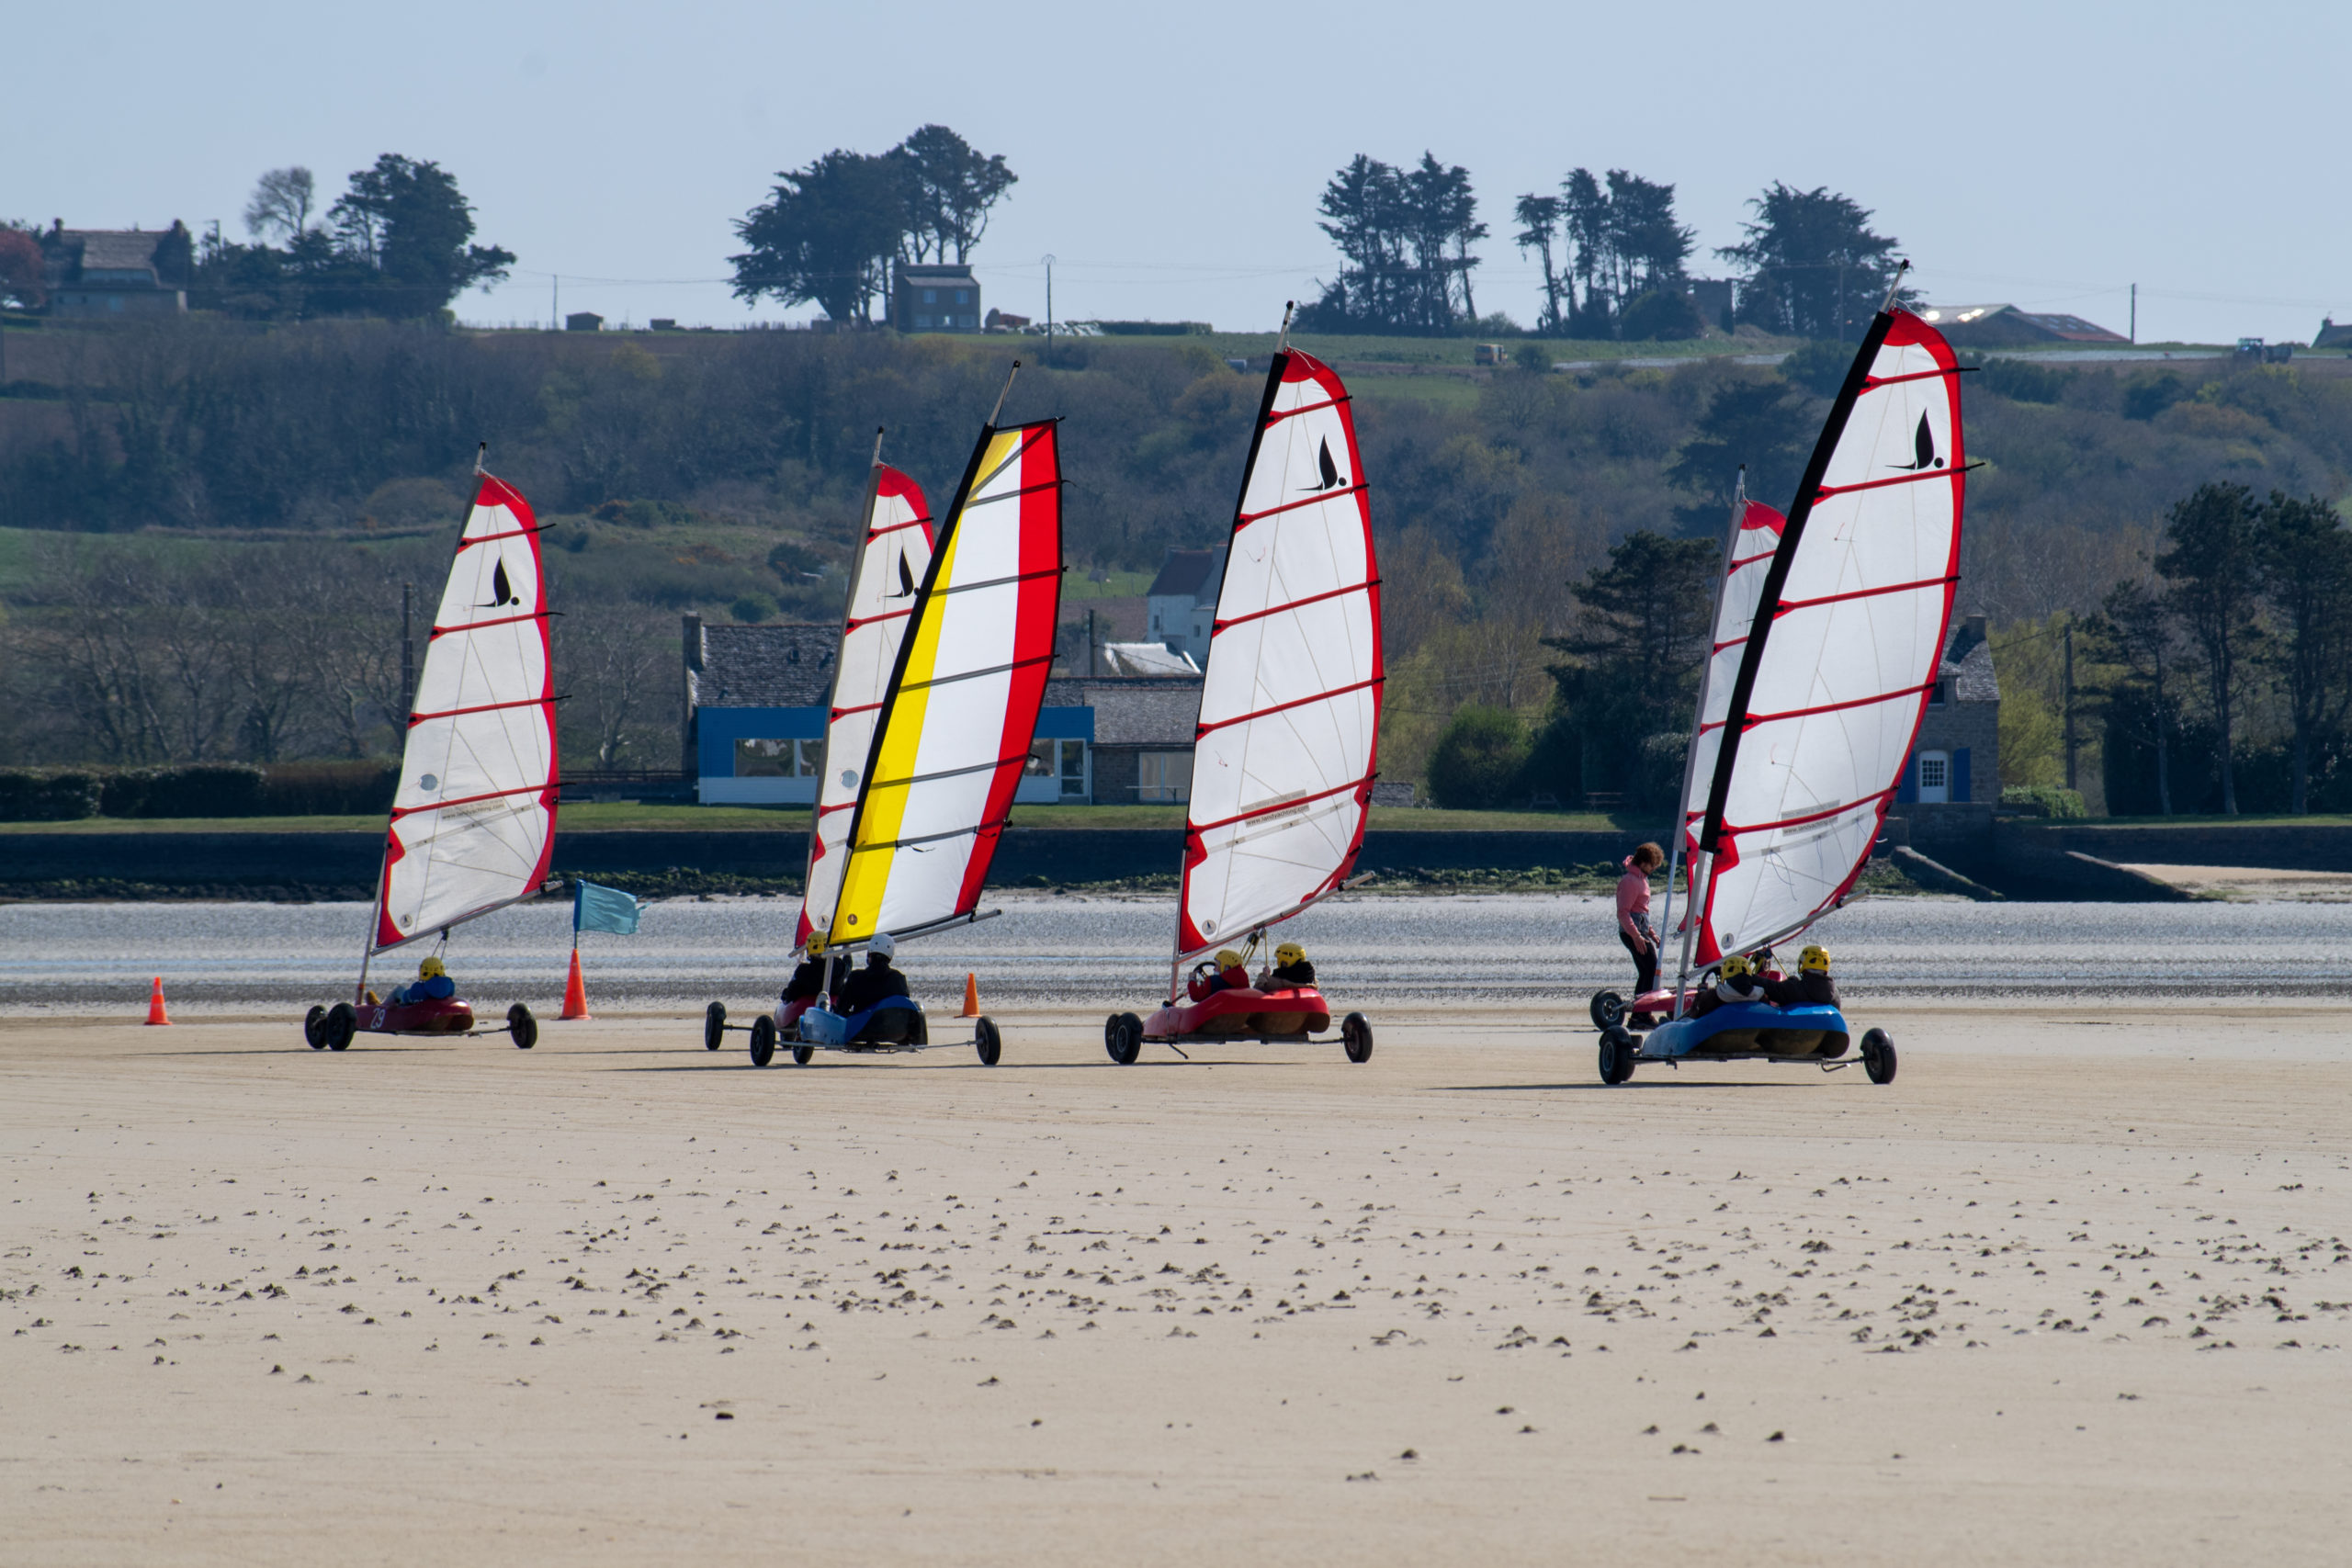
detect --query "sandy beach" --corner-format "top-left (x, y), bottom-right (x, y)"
top-left (4, 1003), bottom-right (2347, 1566)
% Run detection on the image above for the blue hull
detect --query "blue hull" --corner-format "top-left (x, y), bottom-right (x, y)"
top-left (797, 995), bottom-right (925, 1047)
top-left (1635, 1001), bottom-right (1849, 1061)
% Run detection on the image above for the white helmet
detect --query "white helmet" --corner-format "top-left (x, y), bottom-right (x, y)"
top-left (868, 931), bottom-right (897, 958)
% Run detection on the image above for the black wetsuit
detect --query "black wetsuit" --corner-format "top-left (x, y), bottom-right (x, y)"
top-left (782, 955), bottom-right (830, 1005)
top-left (1270, 960), bottom-right (1317, 987)
top-left (836, 958), bottom-right (910, 1015)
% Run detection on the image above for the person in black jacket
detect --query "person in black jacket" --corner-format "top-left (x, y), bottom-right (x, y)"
top-left (836, 931), bottom-right (911, 1014)
top-left (1689, 952), bottom-right (1766, 1019)
top-left (782, 933), bottom-right (834, 1007)
top-left (1762, 943), bottom-right (1842, 1009)
top-left (1264, 941), bottom-right (1317, 988)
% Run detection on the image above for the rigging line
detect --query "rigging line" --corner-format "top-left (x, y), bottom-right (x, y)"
top-left (1189, 777), bottom-right (1365, 835)
top-left (1238, 480), bottom-right (1369, 526)
top-left (892, 651), bottom-right (1056, 696)
top-left (430, 610), bottom-right (553, 638)
top-left (1813, 462), bottom-right (1984, 503)
top-left (959, 474), bottom-right (1065, 512)
top-left (1213, 579), bottom-right (1379, 633)
top-left (1262, 392), bottom-right (1352, 426)
top-left (847, 818), bottom-right (1005, 855)
top-left (1196, 675), bottom-right (1386, 739)
top-left (408, 694), bottom-right (552, 725)
top-left (1774, 573), bottom-right (1961, 616)
top-left (388, 781), bottom-right (555, 821)
top-left (924, 565), bottom-right (1065, 600)
top-left (865, 750), bottom-right (1036, 792)
top-left (1742, 680), bottom-right (1938, 728)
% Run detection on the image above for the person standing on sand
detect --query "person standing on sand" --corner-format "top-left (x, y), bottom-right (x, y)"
top-left (1616, 842), bottom-right (1665, 998)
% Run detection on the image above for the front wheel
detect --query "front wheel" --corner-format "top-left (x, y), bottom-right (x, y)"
top-left (1589, 990), bottom-right (1625, 1030)
top-left (703, 1001), bottom-right (726, 1052)
top-left (1341, 1012), bottom-right (1373, 1064)
top-left (323, 1002), bottom-right (356, 1052)
top-left (974, 1016), bottom-right (1001, 1066)
top-left (507, 1003), bottom-right (537, 1050)
top-left (748, 1013), bottom-right (776, 1067)
top-left (304, 1004), bottom-right (328, 1050)
top-left (1860, 1028), bottom-right (1897, 1085)
top-left (792, 1043), bottom-right (814, 1066)
top-left (1598, 1025), bottom-right (1635, 1085)
top-left (1104, 1012), bottom-right (1142, 1066)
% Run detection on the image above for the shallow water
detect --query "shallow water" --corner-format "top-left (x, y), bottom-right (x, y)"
top-left (4, 892), bottom-right (2349, 1015)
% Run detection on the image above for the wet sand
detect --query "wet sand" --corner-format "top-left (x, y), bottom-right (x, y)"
top-left (4, 1004), bottom-right (2348, 1566)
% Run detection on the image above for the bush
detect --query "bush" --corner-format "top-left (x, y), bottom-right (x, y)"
top-left (1617, 290), bottom-right (1702, 342)
top-left (260, 761), bottom-right (401, 815)
top-left (0, 770), bottom-right (102, 821)
top-left (2000, 784), bottom-right (2087, 819)
top-left (102, 764), bottom-right (267, 818)
top-left (1979, 358), bottom-right (2073, 405)
top-left (1778, 339), bottom-right (1856, 397)
top-left (1426, 705), bottom-right (1530, 809)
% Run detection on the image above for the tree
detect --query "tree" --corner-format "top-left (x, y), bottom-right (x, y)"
top-left (1666, 378), bottom-right (1817, 527)
top-left (327, 154), bottom-right (514, 315)
top-left (2156, 481), bottom-right (2264, 814)
top-left (0, 226), bottom-right (42, 310)
top-left (1542, 530), bottom-right (1720, 804)
top-left (243, 167), bottom-right (316, 243)
top-left (893, 124), bottom-right (1015, 264)
top-left (1718, 184), bottom-right (1902, 340)
top-left (1513, 194), bottom-right (1566, 333)
top-left (1302, 152), bottom-right (1485, 334)
top-left (731, 150), bottom-right (909, 324)
top-left (2256, 491), bottom-right (2352, 813)
top-left (2088, 579), bottom-right (2182, 816)
top-left (1426, 705), bottom-right (1530, 808)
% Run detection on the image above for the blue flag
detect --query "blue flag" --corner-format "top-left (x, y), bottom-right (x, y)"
top-left (573, 880), bottom-right (641, 936)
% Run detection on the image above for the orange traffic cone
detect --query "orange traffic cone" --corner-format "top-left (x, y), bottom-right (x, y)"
top-left (144, 976), bottom-right (171, 1026)
top-left (960, 973), bottom-right (980, 1018)
top-left (560, 948), bottom-right (591, 1021)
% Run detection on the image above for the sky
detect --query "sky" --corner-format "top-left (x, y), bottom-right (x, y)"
top-left (18, 0), bottom-right (2348, 345)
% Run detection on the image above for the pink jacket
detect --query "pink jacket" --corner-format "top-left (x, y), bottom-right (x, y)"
top-left (1615, 858), bottom-right (1653, 940)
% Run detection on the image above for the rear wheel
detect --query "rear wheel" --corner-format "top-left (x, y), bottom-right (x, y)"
top-left (703, 1001), bottom-right (726, 1052)
top-left (1589, 990), bottom-right (1625, 1030)
top-left (324, 1002), bottom-right (356, 1052)
top-left (1341, 1012), bottom-right (1374, 1064)
top-left (304, 1005), bottom-right (327, 1050)
top-left (975, 1016), bottom-right (1001, 1066)
top-left (1104, 1013), bottom-right (1142, 1066)
top-left (1860, 1028), bottom-right (1897, 1085)
top-left (792, 1043), bottom-right (814, 1066)
top-left (1598, 1026), bottom-right (1636, 1086)
top-left (748, 1013), bottom-right (776, 1067)
top-left (507, 1003), bottom-right (537, 1050)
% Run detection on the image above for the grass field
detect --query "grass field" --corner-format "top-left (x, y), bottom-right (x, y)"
top-left (0, 803), bottom-right (1635, 835)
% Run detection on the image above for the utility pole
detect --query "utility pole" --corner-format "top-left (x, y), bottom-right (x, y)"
top-left (551, 275), bottom-right (559, 331)
top-left (401, 582), bottom-right (416, 716)
top-left (1042, 254), bottom-right (1056, 364)
top-left (2063, 621), bottom-right (2077, 791)
top-left (1087, 606), bottom-right (1098, 677)
top-left (2129, 283), bottom-right (2137, 345)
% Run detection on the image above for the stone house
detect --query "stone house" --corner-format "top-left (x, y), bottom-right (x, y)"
top-left (1895, 613), bottom-right (2000, 863)
top-left (1144, 547), bottom-right (1225, 665)
top-left (39, 222), bottom-right (192, 317)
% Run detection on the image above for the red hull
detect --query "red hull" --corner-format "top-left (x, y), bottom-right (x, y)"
top-left (356, 996), bottom-right (477, 1035)
top-left (1143, 985), bottom-right (1331, 1042)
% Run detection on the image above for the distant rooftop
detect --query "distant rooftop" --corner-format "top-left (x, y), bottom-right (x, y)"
top-left (1146, 547), bottom-right (1225, 600)
top-left (1917, 303), bottom-right (2128, 346)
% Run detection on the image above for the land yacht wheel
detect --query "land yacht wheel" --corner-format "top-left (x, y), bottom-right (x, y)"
top-left (748, 1014), bottom-right (776, 1068)
top-left (507, 1003), bottom-right (537, 1050)
top-left (792, 1043), bottom-right (814, 1066)
top-left (1860, 1029), bottom-right (1897, 1085)
top-left (1597, 1026), bottom-right (1635, 1086)
top-left (304, 1005), bottom-right (328, 1049)
top-left (1341, 1012), bottom-right (1374, 1064)
top-left (974, 1016), bottom-right (1001, 1066)
top-left (1589, 990), bottom-right (1625, 1030)
top-left (703, 1001), bottom-right (727, 1052)
top-left (323, 1003), bottom-right (356, 1052)
top-left (1104, 1013), bottom-right (1143, 1066)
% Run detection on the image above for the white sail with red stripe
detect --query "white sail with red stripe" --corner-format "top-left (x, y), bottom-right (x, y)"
top-left (1177, 348), bottom-right (1382, 958)
top-left (797, 463), bottom-right (935, 946)
top-left (372, 470), bottom-right (559, 953)
top-left (826, 418), bottom-right (1062, 945)
top-left (1685, 304), bottom-right (1965, 963)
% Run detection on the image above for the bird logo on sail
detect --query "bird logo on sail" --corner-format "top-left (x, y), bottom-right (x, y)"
top-left (482, 558), bottom-right (521, 607)
top-left (1310, 437), bottom-right (1344, 491)
top-left (1890, 412), bottom-right (1944, 471)
top-left (893, 552), bottom-right (916, 598)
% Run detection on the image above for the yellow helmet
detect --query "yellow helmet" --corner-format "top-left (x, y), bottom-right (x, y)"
top-left (805, 931), bottom-right (828, 957)
top-left (419, 955), bottom-right (447, 979)
top-left (1720, 953), bottom-right (1753, 979)
top-left (1800, 944), bottom-right (1830, 973)
top-left (1215, 949), bottom-right (1243, 969)
top-left (1275, 942), bottom-right (1306, 966)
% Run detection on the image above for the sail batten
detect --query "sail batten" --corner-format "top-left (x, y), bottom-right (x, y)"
top-left (795, 464), bottom-right (936, 947)
top-left (1679, 307), bottom-right (1966, 964)
top-left (1176, 349), bottom-right (1382, 960)
top-left (370, 472), bottom-right (559, 953)
top-left (826, 420), bottom-right (1063, 944)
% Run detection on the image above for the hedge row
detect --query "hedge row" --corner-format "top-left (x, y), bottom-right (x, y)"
top-left (0, 761), bottom-right (401, 821)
